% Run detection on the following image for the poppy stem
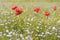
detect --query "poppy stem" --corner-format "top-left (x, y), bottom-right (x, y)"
top-left (47, 16), bottom-right (48, 19)
top-left (46, 16), bottom-right (49, 24)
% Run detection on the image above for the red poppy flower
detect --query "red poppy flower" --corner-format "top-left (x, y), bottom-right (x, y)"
top-left (54, 6), bottom-right (57, 11)
top-left (15, 12), bottom-right (20, 16)
top-left (12, 5), bottom-right (17, 10)
top-left (44, 12), bottom-right (50, 16)
top-left (15, 8), bottom-right (23, 16)
top-left (34, 7), bottom-right (40, 13)
top-left (15, 8), bottom-right (23, 13)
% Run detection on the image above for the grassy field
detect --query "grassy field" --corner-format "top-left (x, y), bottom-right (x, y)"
top-left (0, 2), bottom-right (60, 40)
top-left (0, 0), bottom-right (60, 2)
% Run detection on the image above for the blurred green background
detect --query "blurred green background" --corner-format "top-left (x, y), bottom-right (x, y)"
top-left (0, 0), bottom-right (60, 2)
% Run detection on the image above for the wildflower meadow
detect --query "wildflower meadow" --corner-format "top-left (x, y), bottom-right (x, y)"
top-left (0, 1), bottom-right (60, 40)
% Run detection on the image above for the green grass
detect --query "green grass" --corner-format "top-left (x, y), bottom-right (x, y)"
top-left (0, 2), bottom-right (60, 40)
top-left (0, 0), bottom-right (60, 2)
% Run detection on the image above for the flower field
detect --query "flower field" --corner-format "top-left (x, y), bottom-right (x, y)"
top-left (0, 2), bottom-right (60, 40)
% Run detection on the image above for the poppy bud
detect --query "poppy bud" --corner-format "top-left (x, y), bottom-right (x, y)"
top-left (54, 6), bottom-right (57, 11)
